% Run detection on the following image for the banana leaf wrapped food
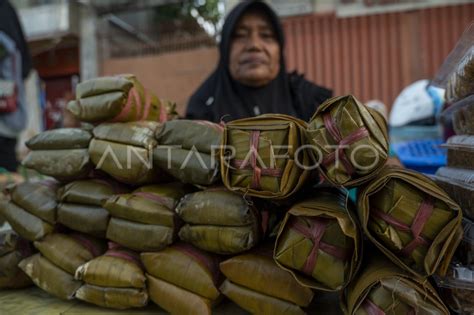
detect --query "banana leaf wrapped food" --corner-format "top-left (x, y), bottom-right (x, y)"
top-left (58, 179), bottom-right (128, 207)
top-left (0, 231), bottom-right (33, 289)
top-left (154, 120), bottom-right (223, 185)
top-left (446, 47), bottom-right (474, 103)
top-left (57, 203), bottom-right (109, 237)
top-left (19, 254), bottom-right (82, 300)
top-left (444, 135), bottom-right (474, 169)
top-left (22, 128), bottom-right (93, 181)
top-left (0, 200), bottom-right (54, 241)
top-left (89, 121), bottom-right (165, 185)
top-left (176, 189), bottom-right (263, 254)
top-left (75, 244), bottom-right (145, 288)
top-left (25, 128), bottom-right (92, 150)
top-left (358, 166), bottom-right (463, 278)
top-left (34, 233), bottom-right (107, 274)
top-left (221, 114), bottom-right (310, 199)
top-left (22, 149), bottom-right (92, 182)
top-left (142, 243), bottom-right (222, 300)
top-left (104, 183), bottom-right (187, 251)
top-left (8, 180), bottom-right (58, 224)
top-left (143, 243), bottom-right (222, 314)
top-left (67, 75), bottom-right (177, 123)
top-left (76, 284), bottom-right (148, 309)
top-left (341, 253), bottom-right (449, 315)
top-left (306, 95), bottom-right (389, 186)
top-left (274, 189), bottom-right (360, 291)
top-left (433, 167), bottom-right (474, 219)
top-left (219, 251), bottom-right (314, 315)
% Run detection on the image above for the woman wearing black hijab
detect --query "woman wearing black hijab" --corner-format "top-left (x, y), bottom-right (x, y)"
top-left (186, 0), bottom-right (332, 122)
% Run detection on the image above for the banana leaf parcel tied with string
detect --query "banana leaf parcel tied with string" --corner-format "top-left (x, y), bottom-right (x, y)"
top-left (74, 243), bottom-right (148, 308)
top-left (89, 121), bottom-right (165, 185)
top-left (104, 183), bottom-right (188, 251)
top-left (341, 253), bottom-right (449, 315)
top-left (220, 114), bottom-right (310, 199)
top-left (358, 166), bottom-right (463, 278)
top-left (274, 189), bottom-right (361, 291)
top-left (0, 231), bottom-right (33, 289)
top-left (23, 128), bottom-right (93, 181)
top-left (220, 251), bottom-right (314, 315)
top-left (67, 75), bottom-right (177, 123)
top-left (176, 189), bottom-right (265, 255)
top-left (306, 95), bottom-right (389, 187)
top-left (34, 233), bottom-right (107, 275)
top-left (143, 243), bottom-right (223, 314)
top-left (154, 120), bottom-right (223, 186)
top-left (19, 253), bottom-right (83, 300)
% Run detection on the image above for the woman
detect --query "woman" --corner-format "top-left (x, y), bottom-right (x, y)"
top-left (186, 0), bottom-right (332, 122)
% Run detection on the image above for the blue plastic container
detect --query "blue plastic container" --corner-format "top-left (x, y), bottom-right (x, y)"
top-left (392, 139), bottom-right (447, 174)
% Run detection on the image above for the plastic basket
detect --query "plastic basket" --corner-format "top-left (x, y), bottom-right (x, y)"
top-left (392, 139), bottom-right (446, 174)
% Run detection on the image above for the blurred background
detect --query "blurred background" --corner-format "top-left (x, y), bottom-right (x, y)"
top-left (10, 0), bottom-right (474, 128)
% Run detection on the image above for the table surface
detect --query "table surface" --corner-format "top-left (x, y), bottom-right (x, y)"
top-left (0, 286), bottom-right (343, 315)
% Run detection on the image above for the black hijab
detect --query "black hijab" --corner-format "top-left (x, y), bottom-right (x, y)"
top-left (186, 0), bottom-right (332, 122)
top-left (0, 0), bottom-right (32, 78)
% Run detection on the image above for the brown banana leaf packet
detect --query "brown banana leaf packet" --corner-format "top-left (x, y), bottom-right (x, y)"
top-left (141, 243), bottom-right (222, 301)
top-left (25, 128), bottom-right (92, 150)
top-left (75, 243), bottom-right (145, 288)
top-left (341, 253), bottom-right (449, 315)
top-left (221, 114), bottom-right (310, 199)
top-left (57, 178), bottom-right (128, 207)
top-left (0, 200), bottom-right (54, 241)
top-left (89, 121), bottom-right (165, 185)
top-left (8, 180), bottom-right (58, 224)
top-left (274, 188), bottom-right (361, 291)
top-left (154, 120), bottom-right (223, 185)
top-left (103, 183), bottom-right (187, 225)
top-left (0, 231), bottom-right (34, 289)
top-left (67, 75), bottom-right (177, 123)
top-left (19, 253), bottom-right (82, 300)
top-left (446, 47), bottom-right (474, 103)
top-left (34, 233), bottom-right (107, 275)
top-left (57, 203), bottom-right (109, 238)
top-left (444, 135), bottom-right (474, 169)
top-left (176, 189), bottom-right (263, 255)
top-left (358, 166), bottom-right (463, 278)
top-left (306, 95), bottom-right (389, 187)
top-left (76, 284), bottom-right (148, 309)
top-left (433, 167), bottom-right (474, 220)
top-left (219, 249), bottom-right (314, 315)
top-left (104, 183), bottom-right (187, 251)
top-left (106, 217), bottom-right (176, 252)
top-left (147, 273), bottom-right (216, 315)
top-left (22, 149), bottom-right (92, 182)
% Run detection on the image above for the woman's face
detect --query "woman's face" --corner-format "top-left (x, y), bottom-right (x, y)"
top-left (229, 10), bottom-right (281, 87)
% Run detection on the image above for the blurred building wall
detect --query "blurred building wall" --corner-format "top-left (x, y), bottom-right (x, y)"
top-left (282, 3), bottom-right (474, 110)
top-left (101, 47), bottom-right (218, 116)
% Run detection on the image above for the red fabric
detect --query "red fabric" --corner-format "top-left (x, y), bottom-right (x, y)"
top-left (371, 198), bottom-right (434, 256)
